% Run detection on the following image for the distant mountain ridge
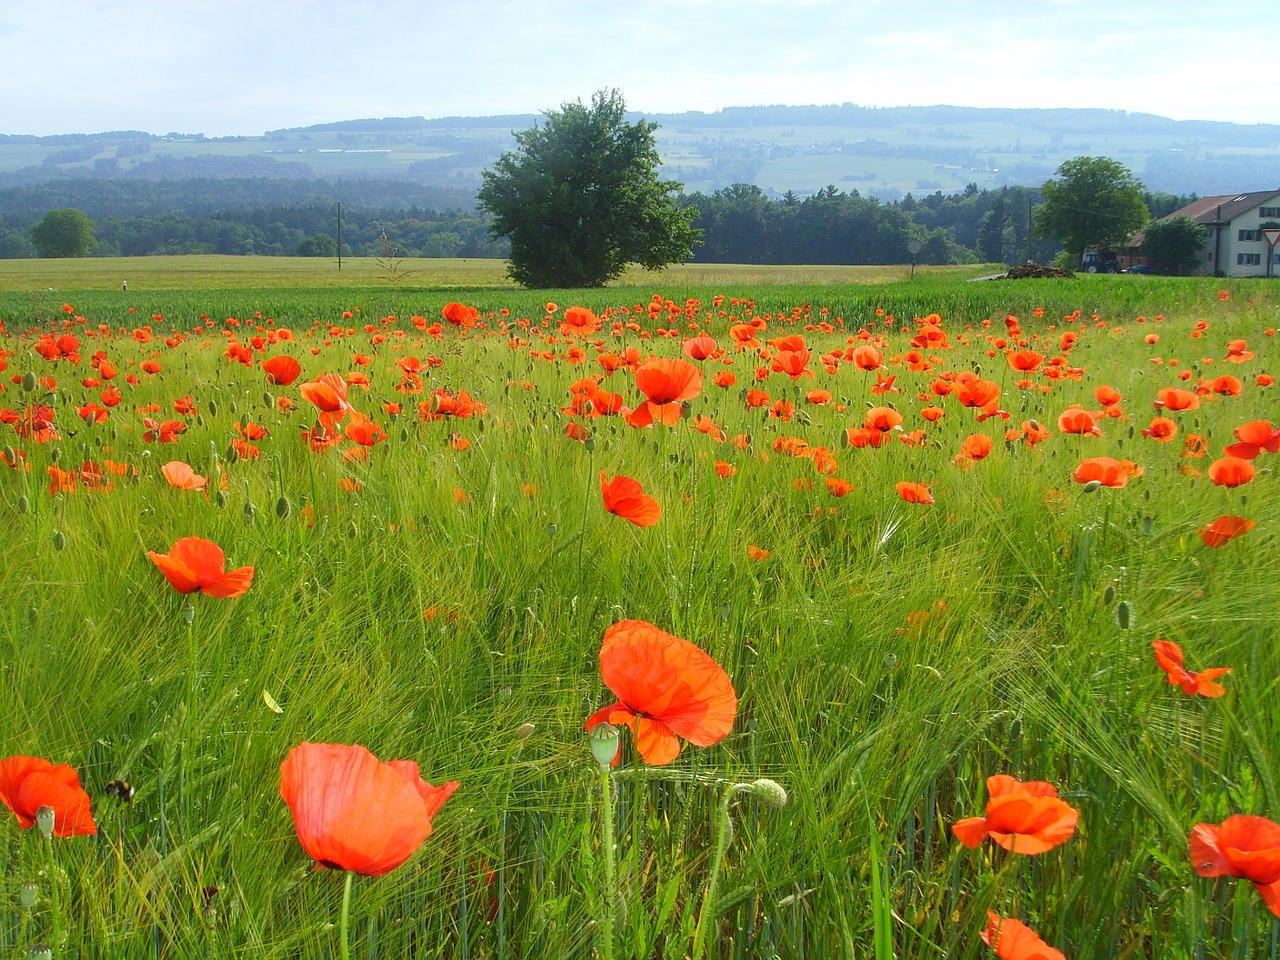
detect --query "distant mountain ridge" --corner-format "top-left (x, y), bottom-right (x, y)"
top-left (2, 103), bottom-right (1278, 200)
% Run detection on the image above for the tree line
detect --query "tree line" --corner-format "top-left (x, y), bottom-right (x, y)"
top-left (5, 177), bottom-right (1194, 266)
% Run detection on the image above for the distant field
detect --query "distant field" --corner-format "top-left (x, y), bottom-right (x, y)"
top-left (0, 256), bottom-right (1003, 292)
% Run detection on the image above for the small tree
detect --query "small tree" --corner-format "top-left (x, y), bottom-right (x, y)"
top-left (1140, 215), bottom-right (1207, 275)
top-left (30, 209), bottom-right (97, 258)
top-left (478, 89), bottom-right (700, 288)
top-left (1034, 157), bottom-right (1148, 265)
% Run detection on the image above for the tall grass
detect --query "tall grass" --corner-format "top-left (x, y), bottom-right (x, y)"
top-left (0, 273), bottom-right (1276, 957)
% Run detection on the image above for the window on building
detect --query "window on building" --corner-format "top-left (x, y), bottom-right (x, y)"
top-left (1259, 206), bottom-right (1280, 218)
top-left (1237, 253), bottom-right (1261, 265)
top-left (1238, 229), bottom-right (1260, 241)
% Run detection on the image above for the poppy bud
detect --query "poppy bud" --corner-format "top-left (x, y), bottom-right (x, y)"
top-left (1102, 584), bottom-right (1116, 606)
top-left (27, 607), bottom-right (37, 627)
top-left (263, 391), bottom-right (274, 408)
top-left (347, 520), bottom-right (359, 539)
top-left (3, 445), bottom-right (13, 464)
top-left (748, 778), bottom-right (789, 808)
top-left (584, 437), bottom-right (596, 453)
top-left (207, 399), bottom-right (218, 416)
top-left (1141, 515), bottom-right (1154, 536)
top-left (275, 496), bottom-right (291, 519)
top-left (1115, 600), bottom-right (1133, 630)
top-left (589, 722), bottom-right (620, 769)
top-left (49, 447), bottom-right (60, 464)
top-left (243, 501), bottom-right (256, 525)
top-left (229, 401), bottom-right (238, 414)
top-left (26, 945), bottom-right (52, 960)
top-left (1082, 480), bottom-right (1103, 493)
top-left (225, 444), bottom-right (239, 464)
top-left (514, 722), bottom-right (536, 740)
top-left (215, 490), bottom-right (228, 509)
top-left (17, 496), bottom-right (29, 514)
top-left (35, 805), bottom-right (55, 839)
top-left (21, 372), bottom-right (36, 392)
top-left (183, 599), bottom-right (195, 625)
top-left (19, 881), bottom-right (37, 909)
top-left (52, 531), bottom-right (65, 552)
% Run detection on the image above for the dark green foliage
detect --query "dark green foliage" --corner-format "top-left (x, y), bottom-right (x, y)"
top-left (1035, 157), bottom-right (1149, 263)
top-left (1140, 215), bottom-right (1207, 275)
top-left (477, 89), bottom-right (700, 287)
top-left (295, 232), bottom-right (338, 257)
top-left (30, 207), bottom-right (97, 257)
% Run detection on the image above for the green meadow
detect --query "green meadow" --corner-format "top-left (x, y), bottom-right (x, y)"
top-left (0, 259), bottom-right (1277, 958)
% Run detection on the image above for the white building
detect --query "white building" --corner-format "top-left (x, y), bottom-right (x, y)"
top-left (1167, 190), bottom-right (1280, 278)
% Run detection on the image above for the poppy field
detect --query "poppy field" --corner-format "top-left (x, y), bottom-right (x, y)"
top-left (0, 274), bottom-right (1278, 958)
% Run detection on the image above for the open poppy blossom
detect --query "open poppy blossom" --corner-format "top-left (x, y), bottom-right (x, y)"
top-left (1198, 515), bottom-right (1255, 548)
top-left (1207, 456), bottom-right (1255, 488)
top-left (1190, 815), bottom-right (1280, 916)
top-left (600, 472), bottom-right (661, 527)
top-left (262, 355), bottom-right (302, 387)
top-left (280, 742), bottom-right (458, 877)
top-left (980, 911), bottom-right (1065, 960)
top-left (952, 774), bottom-right (1079, 854)
top-left (635, 357), bottom-right (703, 406)
top-left (1072, 457), bottom-right (1142, 488)
top-left (161, 460), bottom-right (207, 491)
top-left (1152, 640), bottom-right (1230, 697)
top-left (0, 755), bottom-right (97, 836)
top-left (585, 619), bottom-right (737, 766)
top-left (896, 481), bottom-right (934, 504)
top-left (147, 536), bottom-right (255, 598)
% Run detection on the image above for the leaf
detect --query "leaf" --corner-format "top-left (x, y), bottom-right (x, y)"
top-left (262, 688), bottom-right (283, 714)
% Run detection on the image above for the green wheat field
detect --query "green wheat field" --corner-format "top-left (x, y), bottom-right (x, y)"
top-left (0, 257), bottom-right (1277, 959)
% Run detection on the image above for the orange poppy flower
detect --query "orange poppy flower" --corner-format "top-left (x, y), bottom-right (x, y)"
top-left (953, 378), bottom-right (1001, 409)
top-left (0, 755), bottom-right (97, 836)
top-left (1207, 456), bottom-right (1255, 488)
top-left (635, 357), bottom-right (702, 406)
top-left (262, 355), bottom-right (302, 386)
top-left (1073, 457), bottom-right (1142, 488)
top-left (1190, 815), bottom-right (1280, 916)
top-left (147, 537), bottom-right (255, 598)
top-left (952, 774), bottom-right (1079, 854)
top-left (600, 472), bottom-right (661, 527)
top-left (1057, 407), bottom-right (1102, 437)
top-left (1154, 387), bottom-right (1200, 411)
top-left (584, 620), bottom-right (737, 765)
top-left (825, 477), bottom-right (855, 497)
top-left (959, 434), bottom-right (993, 462)
top-left (1224, 420), bottom-right (1280, 459)
top-left (280, 742), bottom-right (458, 877)
top-left (746, 544), bottom-right (771, 561)
top-left (1141, 416), bottom-right (1178, 442)
top-left (1198, 515), bottom-right (1255, 548)
top-left (161, 461), bottom-right (207, 491)
top-left (1152, 640), bottom-right (1230, 697)
top-left (1006, 350), bottom-right (1044, 373)
top-left (864, 406), bottom-right (903, 433)
top-left (980, 911), bottom-right (1065, 960)
top-left (896, 481), bottom-right (934, 504)
top-left (1093, 384), bottom-right (1122, 407)
top-left (682, 334), bottom-right (718, 361)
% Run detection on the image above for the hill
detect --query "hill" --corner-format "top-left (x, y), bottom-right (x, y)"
top-left (2, 104), bottom-right (1277, 200)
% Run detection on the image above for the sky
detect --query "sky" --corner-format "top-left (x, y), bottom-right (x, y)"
top-left (3, 0), bottom-right (1276, 137)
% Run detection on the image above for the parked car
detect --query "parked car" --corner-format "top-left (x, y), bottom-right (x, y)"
top-left (1125, 264), bottom-right (1157, 274)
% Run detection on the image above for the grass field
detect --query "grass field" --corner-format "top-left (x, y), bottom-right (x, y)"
top-left (0, 262), bottom-right (1278, 958)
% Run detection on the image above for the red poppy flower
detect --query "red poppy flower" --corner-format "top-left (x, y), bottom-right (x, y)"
top-left (1141, 416), bottom-right (1178, 442)
top-left (896, 481), bottom-right (934, 504)
top-left (0, 755), bottom-right (97, 836)
top-left (600, 472), bottom-right (661, 527)
top-left (864, 407), bottom-right (903, 432)
top-left (682, 335), bottom-right (718, 361)
top-left (1154, 388), bottom-right (1200, 411)
top-left (1190, 815), bottom-right (1280, 916)
top-left (262, 355), bottom-right (302, 387)
top-left (1198, 515), bottom-right (1255, 548)
top-left (280, 742), bottom-right (458, 877)
top-left (1073, 457), bottom-right (1142, 488)
top-left (635, 358), bottom-right (702, 406)
top-left (952, 774), bottom-right (1079, 854)
top-left (1152, 640), bottom-right (1230, 697)
top-left (1224, 421), bottom-right (1280, 460)
top-left (161, 461), bottom-right (207, 491)
top-left (1057, 407), bottom-right (1102, 437)
top-left (1207, 456), bottom-right (1255, 488)
top-left (584, 619), bottom-right (737, 765)
top-left (980, 911), bottom-right (1065, 960)
top-left (1006, 350), bottom-right (1044, 373)
top-left (147, 537), bottom-right (255, 598)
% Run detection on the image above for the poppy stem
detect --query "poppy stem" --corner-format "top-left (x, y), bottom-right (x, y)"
top-left (339, 869), bottom-right (355, 960)
top-left (598, 764), bottom-right (616, 960)
top-left (43, 833), bottom-right (64, 949)
top-left (693, 783), bottom-right (748, 960)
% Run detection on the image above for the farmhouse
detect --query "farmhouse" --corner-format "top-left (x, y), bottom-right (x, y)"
top-left (1164, 190), bottom-right (1280, 278)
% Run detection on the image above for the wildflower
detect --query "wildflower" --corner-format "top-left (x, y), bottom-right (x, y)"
top-left (1190, 815), bottom-right (1280, 916)
top-left (1152, 640), bottom-right (1230, 697)
top-left (585, 619), bottom-right (736, 765)
top-left (0, 756), bottom-right (97, 836)
top-left (280, 742), bottom-right (457, 876)
top-left (980, 911), bottom-right (1065, 960)
top-left (953, 774), bottom-right (1079, 854)
top-left (161, 461), bottom-right (207, 491)
top-left (261, 355), bottom-right (302, 386)
top-left (147, 537), bottom-right (254, 598)
top-left (1198, 515), bottom-right (1255, 548)
top-left (600, 472), bottom-right (661, 527)
top-left (896, 481), bottom-right (934, 504)
top-left (1207, 456), bottom-right (1255, 488)
top-left (1072, 457), bottom-right (1141, 488)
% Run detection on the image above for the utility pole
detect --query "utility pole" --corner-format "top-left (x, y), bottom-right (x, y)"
top-left (336, 201), bottom-right (342, 271)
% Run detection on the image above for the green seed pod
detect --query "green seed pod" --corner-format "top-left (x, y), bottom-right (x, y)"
top-left (346, 520), bottom-right (359, 539)
top-left (229, 401), bottom-right (238, 414)
top-left (207, 399), bottom-right (218, 416)
top-left (275, 496), bottom-right (291, 519)
top-left (16, 495), bottom-right (29, 514)
top-left (52, 531), bottom-right (66, 551)
top-left (215, 490), bottom-right (228, 509)
top-left (1082, 479), bottom-right (1102, 494)
top-left (243, 501), bottom-right (256, 525)
top-left (263, 391), bottom-right (275, 408)
top-left (19, 881), bottom-right (37, 909)
top-left (1116, 600), bottom-right (1133, 630)
top-left (400, 426), bottom-right (410, 443)
top-left (224, 444), bottom-right (239, 464)
top-left (1102, 584), bottom-right (1116, 606)
top-left (21, 371), bottom-right (37, 392)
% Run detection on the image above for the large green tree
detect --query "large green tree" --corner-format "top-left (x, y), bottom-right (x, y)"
top-left (1140, 215), bottom-right (1207, 275)
top-left (477, 89), bottom-right (699, 288)
top-left (30, 208), bottom-right (98, 258)
top-left (1034, 157), bottom-right (1148, 264)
